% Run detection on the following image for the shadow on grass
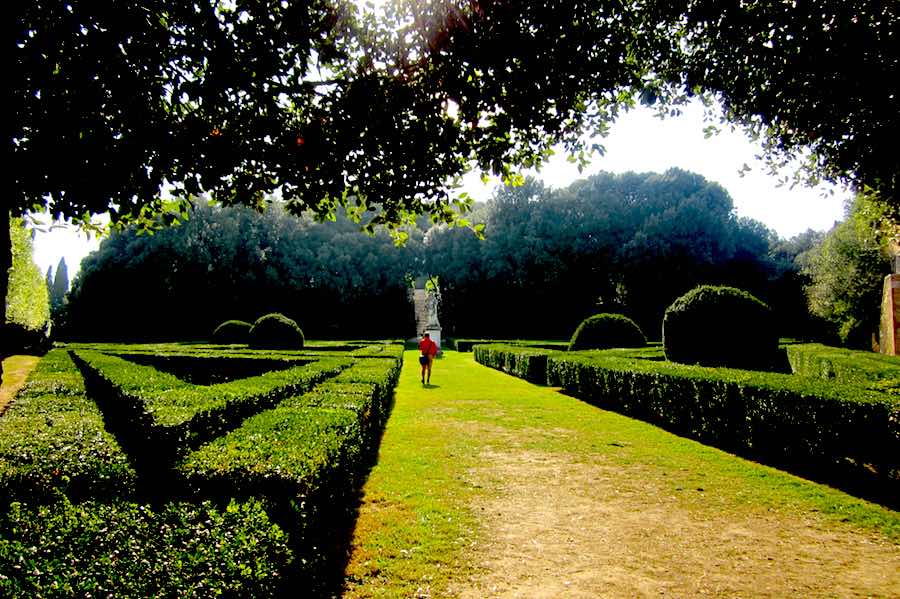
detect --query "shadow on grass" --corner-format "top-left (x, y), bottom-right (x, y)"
top-left (556, 389), bottom-right (899, 512)
top-left (300, 392), bottom-right (397, 597)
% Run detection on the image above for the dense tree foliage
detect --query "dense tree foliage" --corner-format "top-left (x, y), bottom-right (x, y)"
top-left (804, 197), bottom-right (892, 349)
top-left (64, 203), bottom-right (419, 341)
top-left (65, 170), bottom-right (835, 343)
top-left (6, 220), bottom-right (50, 332)
top-left (11, 1), bottom-right (897, 353)
top-left (46, 258), bottom-right (69, 322)
top-left (648, 0), bottom-right (898, 203)
top-left (427, 169), bottom-right (801, 339)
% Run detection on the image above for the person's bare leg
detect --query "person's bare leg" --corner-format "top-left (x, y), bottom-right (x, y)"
top-left (426, 357), bottom-right (433, 384)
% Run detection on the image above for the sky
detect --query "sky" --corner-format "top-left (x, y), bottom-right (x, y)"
top-left (31, 98), bottom-right (849, 280)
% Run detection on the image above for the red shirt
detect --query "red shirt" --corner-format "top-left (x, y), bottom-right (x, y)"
top-left (418, 337), bottom-right (438, 357)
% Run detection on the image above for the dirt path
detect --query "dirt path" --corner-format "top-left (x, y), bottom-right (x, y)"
top-left (452, 447), bottom-right (900, 598)
top-left (0, 355), bottom-right (39, 416)
top-left (345, 351), bottom-right (900, 598)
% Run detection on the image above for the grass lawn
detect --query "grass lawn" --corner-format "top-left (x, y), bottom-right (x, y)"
top-left (343, 350), bottom-right (899, 597)
top-left (0, 355), bottom-right (39, 415)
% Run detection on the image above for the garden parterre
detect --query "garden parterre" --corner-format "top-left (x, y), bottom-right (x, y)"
top-left (474, 343), bottom-right (900, 502)
top-left (0, 341), bottom-right (402, 596)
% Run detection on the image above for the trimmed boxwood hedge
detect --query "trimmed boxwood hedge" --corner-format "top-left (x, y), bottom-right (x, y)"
top-left (2, 341), bottom-right (404, 594)
top-left (786, 343), bottom-right (900, 396)
top-left (451, 339), bottom-right (569, 352)
top-left (568, 313), bottom-right (646, 351)
top-left (473, 345), bottom-right (551, 384)
top-left (663, 285), bottom-right (778, 370)
top-left (177, 355), bottom-right (401, 582)
top-left (70, 350), bottom-right (351, 465)
top-left (249, 313), bottom-right (304, 349)
top-left (212, 319), bottom-right (253, 344)
top-left (0, 350), bottom-right (137, 504)
top-left (0, 497), bottom-right (291, 598)
top-left (475, 344), bottom-right (899, 483)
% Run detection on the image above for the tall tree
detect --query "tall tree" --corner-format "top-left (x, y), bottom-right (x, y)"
top-left (804, 197), bottom-right (892, 348)
top-left (5, 219), bottom-right (50, 334)
top-left (10, 1), bottom-right (897, 355)
top-left (64, 202), bottom-right (422, 341)
top-left (49, 258), bottom-right (69, 318)
top-left (426, 169), bottom-right (782, 339)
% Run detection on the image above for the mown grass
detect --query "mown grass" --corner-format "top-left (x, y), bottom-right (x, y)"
top-left (344, 350), bottom-right (900, 597)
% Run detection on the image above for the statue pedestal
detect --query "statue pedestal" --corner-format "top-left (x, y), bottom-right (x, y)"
top-left (426, 325), bottom-right (442, 357)
top-left (880, 274), bottom-right (900, 355)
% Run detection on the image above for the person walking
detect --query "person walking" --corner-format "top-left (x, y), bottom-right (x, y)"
top-left (418, 332), bottom-right (438, 385)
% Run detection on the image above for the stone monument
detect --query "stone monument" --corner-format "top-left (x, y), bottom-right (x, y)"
top-left (424, 288), bottom-right (442, 356)
top-left (880, 253), bottom-right (900, 356)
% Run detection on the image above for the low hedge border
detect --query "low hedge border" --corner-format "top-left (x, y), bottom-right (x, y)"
top-left (454, 339), bottom-right (568, 352)
top-left (475, 345), bottom-right (900, 484)
top-left (472, 345), bottom-right (552, 384)
top-left (785, 343), bottom-right (900, 395)
top-left (104, 353), bottom-right (313, 386)
top-left (70, 350), bottom-right (352, 467)
top-left (0, 350), bottom-right (137, 504)
top-left (2, 342), bottom-right (403, 594)
top-left (348, 343), bottom-right (406, 360)
top-left (0, 497), bottom-right (292, 598)
top-left (177, 355), bottom-right (401, 583)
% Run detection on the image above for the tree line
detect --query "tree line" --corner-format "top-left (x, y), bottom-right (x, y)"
top-left (426, 169), bottom-right (822, 340)
top-left (9, 1), bottom-right (897, 371)
top-left (62, 203), bottom-right (420, 341)
top-left (59, 168), bottom-right (887, 345)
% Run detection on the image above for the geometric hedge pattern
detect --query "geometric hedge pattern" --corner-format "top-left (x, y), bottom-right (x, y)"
top-left (0, 342), bottom-right (403, 596)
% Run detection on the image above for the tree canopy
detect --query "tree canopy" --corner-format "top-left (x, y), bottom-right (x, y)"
top-left (804, 195), bottom-right (892, 348)
top-left (10, 1), bottom-right (897, 350)
top-left (6, 220), bottom-right (50, 332)
top-left (426, 169), bottom-right (804, 338)
top-left (65, 170), bottom-right (825, 343)
top-left (13, 1), bottom-right (898, 230)
top-left (63, 202), bottom-right (420, 341)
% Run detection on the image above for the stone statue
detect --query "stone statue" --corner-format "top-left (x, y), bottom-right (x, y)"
top-left (425, 289), bottom-right (441, 328)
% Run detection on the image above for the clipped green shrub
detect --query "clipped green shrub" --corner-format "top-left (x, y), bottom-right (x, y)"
top-left (0, 350), bottom-right (137, 504)
top-left (0, 497), bottom-right (292, 598)
top-left (475, 345), bottom-right (900, 486)
top-left (785, 343), bottom-right (900, 396)
top-left (71, 350), bottom-right (350, 465)
top-left (212, 319), bottom-right (252, 344)
top-left (453, 339), bottom-right (569, 352)
top-left (568, 313), bottom-right (646, 351)
top-left (663, 285), bottom-right (777, 369)
top-left (249, 313), bottom-right (304, 349)
top-left (473, 344), bottom-right (551, 384)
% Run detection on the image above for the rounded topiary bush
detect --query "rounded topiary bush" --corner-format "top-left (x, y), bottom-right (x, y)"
top-left (568, 313), bottom-right (646, 351)
top-left (249, 313), bottom-right (304, 349)
top-left (212, 320), bottom-right (252, 344)
top-left (663, 285), bottom-right (777, 369)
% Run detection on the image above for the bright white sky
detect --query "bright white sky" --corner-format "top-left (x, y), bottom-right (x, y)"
top-left (31, 98), bottom-right (848, 280)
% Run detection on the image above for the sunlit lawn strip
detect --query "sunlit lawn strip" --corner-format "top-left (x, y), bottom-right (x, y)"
top-left (346, 351), bottom-right (900, 597)
top-left (475, 344), bottom-right (899, 482)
